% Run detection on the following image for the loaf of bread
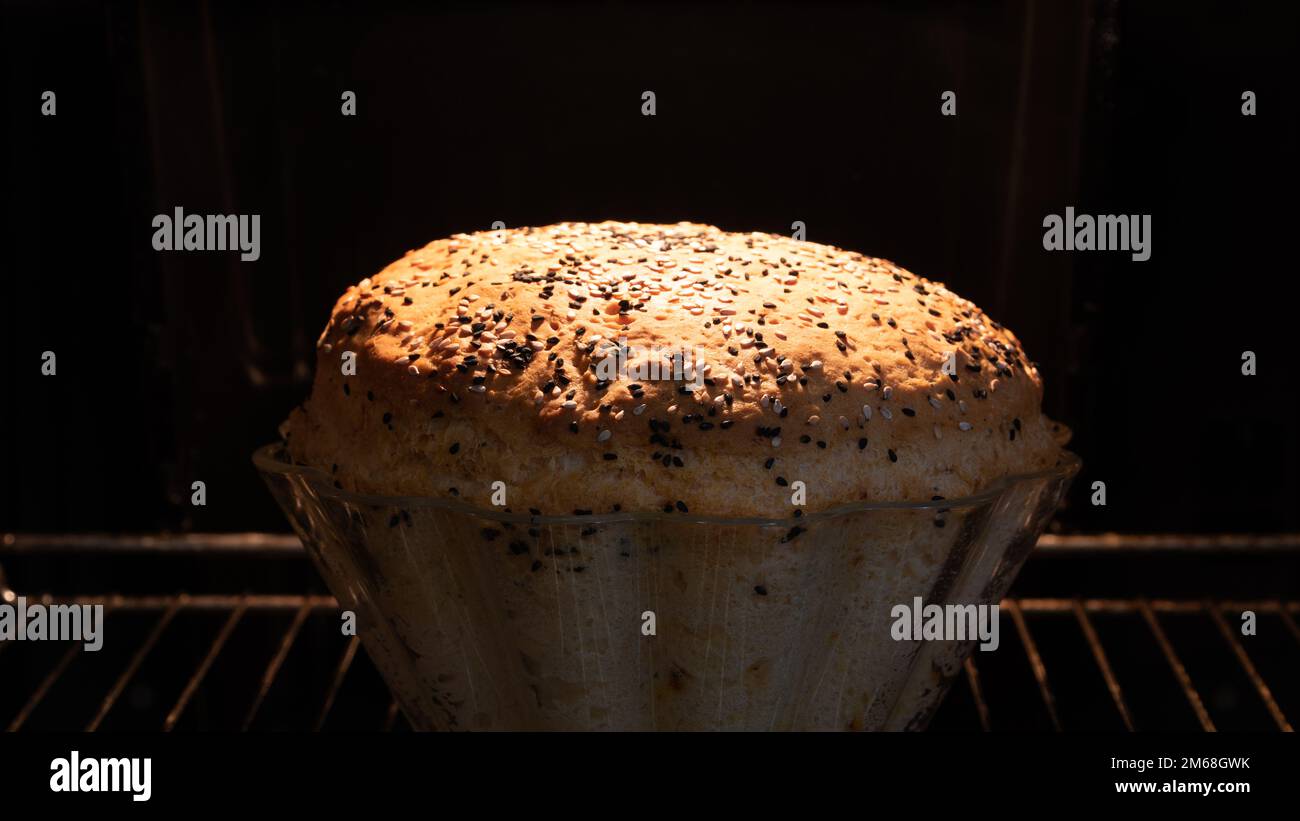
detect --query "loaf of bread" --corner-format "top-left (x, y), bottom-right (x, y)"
top-left (285, 221), bottom-right (1066, 515)
top-left (272, 222), bottom-right (1077, 730)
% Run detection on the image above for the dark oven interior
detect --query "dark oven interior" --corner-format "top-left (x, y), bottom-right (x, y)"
top-left (1, 533), bottom-right (1297, 732)
top-left (1, 2), bottom-right (1297, 733)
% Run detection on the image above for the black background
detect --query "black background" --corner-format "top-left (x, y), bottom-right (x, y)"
top-left (1, 0), bottom-right (1297, 535)
top-left (0, 731), bottom-right (1291, 809)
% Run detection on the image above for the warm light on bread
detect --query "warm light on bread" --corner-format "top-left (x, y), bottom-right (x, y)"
top-left (286, 221), bottom-right (1066, 515)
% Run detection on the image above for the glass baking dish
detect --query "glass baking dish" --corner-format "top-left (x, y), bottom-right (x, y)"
top-left (254, 443), bottom-right (1078, 731)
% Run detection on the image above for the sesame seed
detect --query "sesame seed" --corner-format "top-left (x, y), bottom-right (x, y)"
top-left (323, 223), bottom-right (1039, 518)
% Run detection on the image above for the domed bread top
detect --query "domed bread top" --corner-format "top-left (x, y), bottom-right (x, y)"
top-left (285, 221), bottom-right (1068, 516)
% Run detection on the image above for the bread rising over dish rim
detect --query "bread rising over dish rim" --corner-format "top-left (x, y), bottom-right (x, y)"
top-left (283, 221), bottom-right (1070, 517)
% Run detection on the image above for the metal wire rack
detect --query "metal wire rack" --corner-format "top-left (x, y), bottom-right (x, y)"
top-left (1, 534), bottom-right (1297, 732)
top-left (0, 591), bottom-right (404, 733)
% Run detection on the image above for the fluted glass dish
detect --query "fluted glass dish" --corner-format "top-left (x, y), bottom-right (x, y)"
top-left (254, 443), bottom-right (1078, 731)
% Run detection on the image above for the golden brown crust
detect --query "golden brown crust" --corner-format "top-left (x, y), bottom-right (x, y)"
top-left (286, 221), bottom-right (1065, 516)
